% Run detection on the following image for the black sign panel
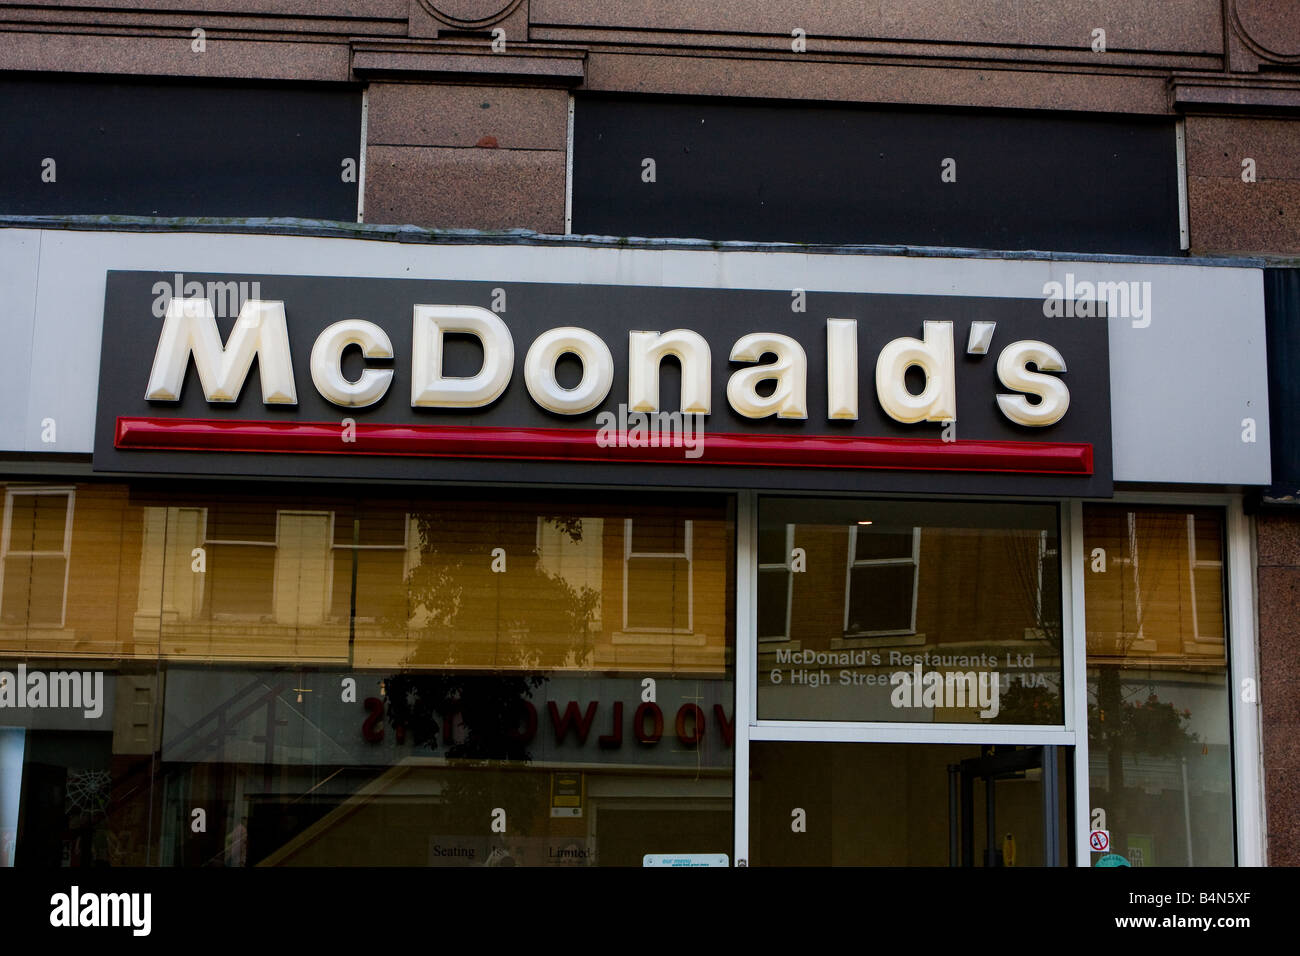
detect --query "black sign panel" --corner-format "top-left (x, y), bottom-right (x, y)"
top-left (573, 96), bottom-right (1180, 257)
top-left (93, 271), bottom-right (1112, 496)
top-left (0, 77), bottom-right (360, 220)
top-left (1265, 267), bottom-right (1300, 500)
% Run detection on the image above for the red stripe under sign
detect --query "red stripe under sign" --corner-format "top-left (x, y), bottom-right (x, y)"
top-left (114, 416), bottom-right (1092, 475)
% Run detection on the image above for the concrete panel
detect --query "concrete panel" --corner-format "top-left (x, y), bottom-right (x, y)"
top-left (583, 53), bottom-right (1173, 115)
top-left (1186, 115), bottom-right (1300, 256)
top-left (532, 0), bottom-right (1223, 53)
top-left (364, 145), bottom-right (566, 231)
top-left (367, 83), bottom-right (569, 150)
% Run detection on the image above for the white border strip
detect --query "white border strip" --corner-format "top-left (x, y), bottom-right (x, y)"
top-left (1228, 497), bottom-right (1265, 865)
top-left (564, 94), bottom-right (575, 236)
top-left (356, 88), bottom-right (369, 225)
top-left (750, 722), bottom-right (1073, 746)
top-left (1068, 499), bottom-right (1092, 866)
top-left (733, 489), bottom-right (756, 865)
top-left (1175, 118), bottom-right (1190, 251)
top-left (33, 227), bottom-right (1260, 296)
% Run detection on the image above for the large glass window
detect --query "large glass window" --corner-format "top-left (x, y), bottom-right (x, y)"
top-left (0, 481), bottom-right (1250, 868)
top-left (757, 498), bottom-right (1064, 725)
top-left (1083, 504), bottom-right (1235, 866)
top-left (0, 482), bottom-right (734, 867)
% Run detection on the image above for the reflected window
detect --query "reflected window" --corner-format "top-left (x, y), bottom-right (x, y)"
top-left (1, 483), bottom-right (735, 867)
top-left (1186, 514), bottom-right (1224, 647)
top-left (330, 510), bottom-right (413, 624)
top-left (757, 523), bottom-right (794, 642)
top-left (623, 517), bottom-right (692, 633)
top-left (535, 515), bottom-right (604, 638)
top-left (1035, 530), bottom-right (1060, 636)
top-left (0, 487), bottom-right (74, 627)
top-left (757, 498), bottom-right (1063, 725)
top-left (844, 523), bottom-right (920, 637)
top-left (272, 511), bottom-right (331, 627)
top-left (202, 504), bottom-right (276, 620)
top-left (1084, 504), bottom-right (1233, 866)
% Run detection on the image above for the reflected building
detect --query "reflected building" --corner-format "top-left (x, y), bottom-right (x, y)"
top-left (1, 484), bottom-right (733, 866)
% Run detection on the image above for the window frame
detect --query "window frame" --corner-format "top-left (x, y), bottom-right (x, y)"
top-left (0, 484), bottom-right (75, 628)
top-left (1186, 512), bottom-right (1227, 654)
top-left (745, 493), bottom-right (1072, 744)
top-left (199, 506), bottom-right (277, 622)
top-left (756, 523), bottom-right (794, 643)
top-left (620, 516), bottom-right (694, 635)
top-left (734, 490), bottom-right (1262, 868)
top-left (841, 523), bottom-right (921, 640)
top-left (329, 511), bottom-right (414, 624)
top-left (200, 507), bottom-right (340, 624)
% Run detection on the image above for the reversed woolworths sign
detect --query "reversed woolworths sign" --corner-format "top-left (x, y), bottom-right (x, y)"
top-left (93, 271), bottom-right (1112, 496)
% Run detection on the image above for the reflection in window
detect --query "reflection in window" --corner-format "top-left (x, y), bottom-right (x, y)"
top-left (1084, 505), bottom-right (1233, 866)
top-left (1, 487), bottom-right (74, 627)
top-left (757, 498), bottom-right (1063, 725)
top-left (1035, 530), bottom-right (1060, 636)
top-left (157, 669), bottom-right (733, 867)
top-left (751, 742), bottom-right (1069, 866)
top-left (535, 515), bottom-right (604, 638)
top-left (330, 510), bottom-right (413, 624)
top-left (843, 523), bottom-right (920, 636)
top-left (202, 503), bottom-right (276, 620)
top-left (399, 507), bottom-right (608, 671)
top-left (1, 483), bottom-right (735, 867)
top-left (271, 511), bottom-right (331, 627)
top-left (119, 493), bottom-right (729, 672)
top-left (757, 523), bottom-right (794, 642)
top-left (623, 517), bottom-right (692, 633)
top-left (1186, 514), bottom-right (1224, 647)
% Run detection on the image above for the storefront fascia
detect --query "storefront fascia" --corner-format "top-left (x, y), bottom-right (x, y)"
top-left (0, 224), bottom-right (1271, 866)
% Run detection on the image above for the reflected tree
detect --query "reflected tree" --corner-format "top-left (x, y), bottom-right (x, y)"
top-left (373, 507), bottom-right (601, 853)
top-left (1087, 510), bottom-right (1201, 851)
top-left (1002, 526), bottom-right (1064, 723)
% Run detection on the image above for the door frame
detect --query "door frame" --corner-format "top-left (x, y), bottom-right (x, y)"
top-left (731, 490), bottom-right (1263, 867)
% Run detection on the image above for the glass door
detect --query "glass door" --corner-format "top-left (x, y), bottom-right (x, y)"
top-left (737, 494), bottom-right (1077, 866)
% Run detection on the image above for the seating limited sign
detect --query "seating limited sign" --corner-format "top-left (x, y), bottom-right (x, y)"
top-left (93, 270), bottom-right (1112, 496)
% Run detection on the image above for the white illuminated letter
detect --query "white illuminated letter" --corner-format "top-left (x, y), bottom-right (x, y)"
top-left (727, 333), bottom-right (807, 419)
top-left (145, 297), bottom-right (297, 404)
top-left (874, 320), bottom-right (955, 424)
top-left (310, 319), bottom-right (394, 408)
top-left (524, 327), bottom-right (614, 415)
top-left (628, 329), bottom-right (711, 414)
top-left (995, 340), bottom-right (1070, 426)
top-left (411, 305), bottom-right (514, 408)
top-left (826, 318), bottom-right (858, 420)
